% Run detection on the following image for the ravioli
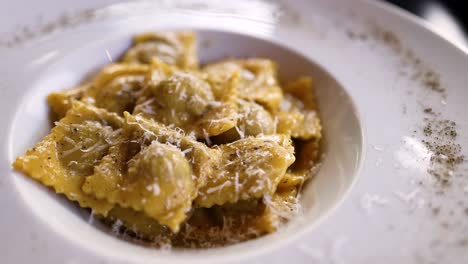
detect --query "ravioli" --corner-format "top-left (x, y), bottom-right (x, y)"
top-left (278, 139), bottom-right (320, 190)
top-left (14, 31), bottom-right (323, 248)
top-left (82, 113), bottom-right (216, 231)
top-left (203, 58), bottom-right (283, 110)
top-left (47, 84), bottom-right (89, 119)
top-left (196, 135), bottom-right (295, 207)
top-left (213, 99), bottom-right (274, 143)
top-left (13, 101), bottom-right (123, 215)
top-left (122, 31), bottom-right (198, 69)
top-left (121, 113), bottom-right (219, 189)
top-left (275, 77), bottom-right (321, 140)
top-left (82, 63), bottom-right (150, 115)
top-left (133, 70), bottom-right (239, 138)
top-left (85, 140), bottom-right (196, 232)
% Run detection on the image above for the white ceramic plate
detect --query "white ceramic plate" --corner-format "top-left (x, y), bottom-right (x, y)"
top-left (0, 1), bottom-right (467, 263)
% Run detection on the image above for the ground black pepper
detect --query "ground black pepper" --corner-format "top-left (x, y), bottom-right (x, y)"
top-left (341, 19), bottom-right (467, 255)
top-left (421, 111), bottom-right (464, 184)
top-left (344, 22), bottom-right (464, 187)
top-left (344, 23), bottom-right (448, 99)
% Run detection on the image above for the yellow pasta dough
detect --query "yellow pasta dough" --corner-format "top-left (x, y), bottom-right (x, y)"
top-left (83, 63), bottom-right (150, 114)
top-left (213, 99), bottom-right (274, 143)
top-left (278, 139), bottom-right (320, 190)
top-left (13, 101), bottom-right (123, 215)
top-left (133, 70), bottom-right (239, 138)
top-left (196, 135), bottom-right (295, 207)
top-left (275, 77), bottom-right (322, 140)
top-left (203, 58), bottom-right (283, 110)
top-left (82, 113), bottom-right (215, 231)
top-left (47, 84), bottom-right (89, 119)
top-left (87, 141), bottom-right (196, 232)
top-left (121, 113), bottom-right (218, 189)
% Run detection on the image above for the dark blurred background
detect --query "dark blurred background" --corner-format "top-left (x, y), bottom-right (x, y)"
top-left (384, 0), bottom-right (467, 47)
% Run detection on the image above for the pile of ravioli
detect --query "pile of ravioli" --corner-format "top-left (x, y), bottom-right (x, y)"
top-left (13, 31), bottom-right (322, 248)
